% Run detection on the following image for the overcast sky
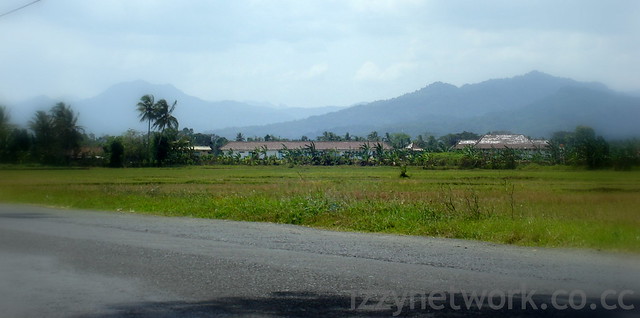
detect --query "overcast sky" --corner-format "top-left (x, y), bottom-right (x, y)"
top-left (1, 0), bottom-right (638, 107)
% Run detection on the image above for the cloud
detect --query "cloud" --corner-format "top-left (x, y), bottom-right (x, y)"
top-left (303, 63), bottom-right (329, 79)
top-left (354, 61), bottom-right (416, 82)
top-left (0, 0), bottom-right (638, 108)
top-left (348, 0), bottom-right (424, 13)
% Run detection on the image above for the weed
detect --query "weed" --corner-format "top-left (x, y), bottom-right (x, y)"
top-left (504, 179), bottom-right (516, 220)
top-left (399, 165), bottom-right (410, 178)
top-left (438, 183), bottom-right (457, 214)
top-left (463, 187), bottom-right (482, 220)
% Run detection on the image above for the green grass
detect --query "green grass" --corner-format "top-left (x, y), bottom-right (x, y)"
top-left (1, 165), bottom-right (639, 252)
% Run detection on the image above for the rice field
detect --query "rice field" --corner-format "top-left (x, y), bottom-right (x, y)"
top-left (0, 165), bottom-right (638, 252)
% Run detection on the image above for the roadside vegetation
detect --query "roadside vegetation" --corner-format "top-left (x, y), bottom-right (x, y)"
top-left (0, 166), bottom-right (638, 253)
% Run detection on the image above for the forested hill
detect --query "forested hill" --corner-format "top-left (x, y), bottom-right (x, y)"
top-left (6, 71), bottom-right (639, 139)
top-left (214, 71), bottom-right (639, 139)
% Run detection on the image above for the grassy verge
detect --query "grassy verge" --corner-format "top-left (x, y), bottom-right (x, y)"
top-left (0, 165), bottom-right (638, 252)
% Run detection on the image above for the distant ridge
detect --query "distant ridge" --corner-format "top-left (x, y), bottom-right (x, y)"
top-left (213, 71), bottom-right (639, 139)
top-left (4, 72), bottom-right (639, 139)
top-left (4, 80), bottom-right (343, 135)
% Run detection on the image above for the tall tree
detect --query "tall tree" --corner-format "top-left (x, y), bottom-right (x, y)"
top-left (439, 131), bottom-right (480, 148)
top-left (5, 128), bottom-right (32, 163)
top-left (152, 99), bottom-right (178, 133)
top-left (107, 137), bottom-right (125, 168)
top-left (210, 134), bottom-right (228, 156)
top-left (29, 110), bottom-right (55, 163)
top-left (414, 135), bottom-right (426, 148)
top-left (28, 103), bottom-right (83, 165)
top-left (551, 126), bottom-right (610, 168)
top-left (426, 135), bottom-right (441, 152)
top-left (549, 130), bottom-right (573, 164)
top-left (50, 102), bottom-right (83, 158)
top-left (136, 94), bottom-right (156, 144)
top-left (571, 126), bottom-right (609, 169)
top-left (120, 129), bottom-right (147, 167)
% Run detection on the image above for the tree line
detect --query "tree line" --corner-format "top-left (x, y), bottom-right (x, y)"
top-left (1, 98), bottom-right (639, 170)
top-left (205, 126), bottom-right (638, 170)
top-left (0, 103), bottom-right (83, 165)
top-left (0, 96), bottom-right (209, 167)
top-left (106, 94), bottom-right (206, 167)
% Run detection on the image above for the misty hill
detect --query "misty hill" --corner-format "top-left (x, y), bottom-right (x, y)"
top-left (457, 86), bottom-right (640, 139)
top-left (5, 72), bottom-right (638, 139)
top-left (5, 80), bottom-right (342, 135)
top-left (213, 71), bottom-right (638, 139)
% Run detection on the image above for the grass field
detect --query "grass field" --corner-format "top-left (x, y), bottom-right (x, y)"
top-left (1, 165), bottom-right (639, 252)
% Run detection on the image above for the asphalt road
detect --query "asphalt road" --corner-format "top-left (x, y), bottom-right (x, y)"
top-left (0, 204), bottom-right (638, 317)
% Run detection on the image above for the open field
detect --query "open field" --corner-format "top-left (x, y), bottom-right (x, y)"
top-left (0, 165), bottom-right (639, 252)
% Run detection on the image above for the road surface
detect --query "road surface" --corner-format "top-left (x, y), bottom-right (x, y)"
top-left (0, 204), bottom-right (638, 317)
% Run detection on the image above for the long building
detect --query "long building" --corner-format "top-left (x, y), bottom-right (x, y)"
top-left (220, 141), bottom-right (392, 158)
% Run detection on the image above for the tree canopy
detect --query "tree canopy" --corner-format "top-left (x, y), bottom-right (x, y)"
top-left (152, 99), bottom-right (179, 132)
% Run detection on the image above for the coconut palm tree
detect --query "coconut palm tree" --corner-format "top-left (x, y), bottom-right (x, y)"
top-left (50, 102), bottom-right (83, 162)
top-left (152, 99), bottom-right (178, 133)
top-left (28, 103), bottom-right (82, 164)
top-left (136, 94), bottom-right (156, 144)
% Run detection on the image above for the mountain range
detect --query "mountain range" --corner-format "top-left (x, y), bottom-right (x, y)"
top-left (5, 81), bottom-right (343, 136)
top-left (4, 71), bottom-right (640, 139)
top-left (213, 71), bottom-right (640, 139)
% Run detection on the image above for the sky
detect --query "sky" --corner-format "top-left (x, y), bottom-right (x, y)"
top-left (0, 0), bottom-right (639, 108)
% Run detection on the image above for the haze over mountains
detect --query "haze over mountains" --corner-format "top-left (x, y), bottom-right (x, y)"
top-left (6, 81), bottom-right (343, 136)
top-left (4, 71), bottom-right (640, 139)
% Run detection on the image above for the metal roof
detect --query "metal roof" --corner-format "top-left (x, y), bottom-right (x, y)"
top-left (455, 135), bottom-right (549, 150)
